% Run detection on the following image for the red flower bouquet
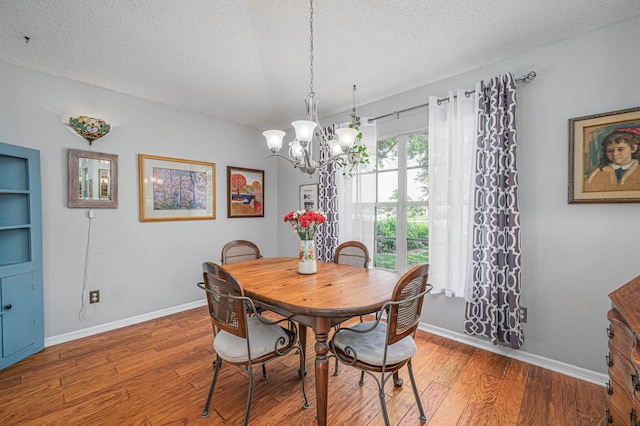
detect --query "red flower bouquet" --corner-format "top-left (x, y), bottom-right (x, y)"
top-left (284, 210), bottom-right (327, 240)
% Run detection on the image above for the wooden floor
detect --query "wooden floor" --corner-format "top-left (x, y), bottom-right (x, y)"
top-left (0, 307), bottom-right (605, 425)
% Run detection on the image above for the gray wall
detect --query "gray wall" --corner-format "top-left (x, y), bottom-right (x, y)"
top-left (0, 62), bottom-right (279, 337)
top-left (277, 17), bottom-right (640, 373)
top-left (1, 16), bottom-right (638, 375)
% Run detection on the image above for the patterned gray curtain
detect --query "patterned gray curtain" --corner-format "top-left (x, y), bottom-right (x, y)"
top-left (464, 73), bottom-right (523, 349)
top-left (317, 125), bottom-right (339, 261)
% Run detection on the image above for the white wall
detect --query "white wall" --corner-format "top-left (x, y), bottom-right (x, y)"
top-left (278, 17), bottom-right (640, 373)
top-left (0, 62), bottom-right (279, 337)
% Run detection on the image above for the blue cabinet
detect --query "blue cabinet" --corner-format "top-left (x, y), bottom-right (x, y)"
top-left (0, 142), bottom-right (43, 370)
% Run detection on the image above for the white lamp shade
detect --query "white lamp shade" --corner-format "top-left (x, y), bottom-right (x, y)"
top-left (335, 127), bottom-right (359, 150)
top-left (292, 120), bottom-right (317, 143)
top-left (263, 130), bottom-right (286, 151)
top-left (289, 140), bottom-right (303, 160)
top-left (329, 139), bottom-right (342, 156)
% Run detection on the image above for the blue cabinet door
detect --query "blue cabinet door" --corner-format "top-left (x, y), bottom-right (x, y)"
top-left (0, 142), bottom-right (43, 370)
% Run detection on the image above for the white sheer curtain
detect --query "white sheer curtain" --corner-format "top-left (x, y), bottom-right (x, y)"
top-left (337, 119), bottom-right (377, 261)
top-left (428, 91), bottom-right (476, 298)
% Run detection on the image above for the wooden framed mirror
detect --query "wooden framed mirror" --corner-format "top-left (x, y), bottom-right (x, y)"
top-left (68, 149), bottom-right (118, 208)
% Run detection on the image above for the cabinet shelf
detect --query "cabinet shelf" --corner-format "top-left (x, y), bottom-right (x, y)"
top-left (0, 225), bottom-right (31, 231)
top-left (0, 154), bottom-right (29, 191)
top-left (0, 193), bottom-right (30, 227)
top-left (0, 189), bottom-right (29, 194)
top-left (0, 228), bottom-right (31, 266)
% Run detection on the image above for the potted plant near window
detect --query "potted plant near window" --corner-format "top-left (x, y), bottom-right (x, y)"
top-left (336, 85), bottom-right (374, 178)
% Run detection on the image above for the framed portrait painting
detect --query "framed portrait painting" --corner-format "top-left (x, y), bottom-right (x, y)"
top-left (227, 166), bottom-right (264, 218)
top-left (138, 154), bottom-right (216, 222)
top-left (299, 183), bottom-right (318, 211)
top-left (568, 106), bottom-right (640, 203)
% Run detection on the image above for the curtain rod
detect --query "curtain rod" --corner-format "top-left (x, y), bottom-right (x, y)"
top-left (367, 71), bottom-right (537, 123)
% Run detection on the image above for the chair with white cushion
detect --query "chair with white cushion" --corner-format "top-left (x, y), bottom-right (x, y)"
top-left (198, 262), bottom-right (309, 425)
top-left (329, 263), bottom-right (431, 426)
top-left (332, 240), bottom-right (370, 376)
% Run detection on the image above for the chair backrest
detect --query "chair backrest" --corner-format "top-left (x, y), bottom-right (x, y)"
top-left (201, 262), bottom-right (248, 338)
top-left (221, 240), bottom-right (261, 264)
top-left (334, 241), bottom-right (370, 268)
top-left (386, 263), bottom-right (430, 345)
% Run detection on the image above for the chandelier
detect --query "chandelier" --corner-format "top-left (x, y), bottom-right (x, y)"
top-left (263, 0), bottom-right (359, 176)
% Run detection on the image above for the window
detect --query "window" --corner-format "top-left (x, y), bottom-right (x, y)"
top-left (367, 131), bottom-right (429, 273)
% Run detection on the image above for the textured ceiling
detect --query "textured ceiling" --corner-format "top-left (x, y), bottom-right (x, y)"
top-left (1, 0), bottom-right (640, 131)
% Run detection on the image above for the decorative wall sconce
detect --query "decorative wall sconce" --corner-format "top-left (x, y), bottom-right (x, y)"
top-left (69, 116), bottom-right (111, 145)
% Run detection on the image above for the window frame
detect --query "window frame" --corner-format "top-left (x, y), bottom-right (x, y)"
top-left (371, 128), bottom-right (428, 273)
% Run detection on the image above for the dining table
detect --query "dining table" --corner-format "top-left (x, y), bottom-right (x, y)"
top-left (223, 256), bottom-right (399, 426)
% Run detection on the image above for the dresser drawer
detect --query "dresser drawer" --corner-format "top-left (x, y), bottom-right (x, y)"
top-left (608, 376), bottom-right (634, 423)
top-left (609, 346), bottom-right (640, 400)
top-left (604, 401), bottom-right (633, 425)
top-left (609, 309), bottom-right (638, 357)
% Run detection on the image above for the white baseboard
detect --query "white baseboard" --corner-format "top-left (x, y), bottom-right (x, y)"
top-left (44, 299), bottom-right (208, 347)
top-left (44, 302), bottom-right (607, 387)
top-left (418, 322), bottom-right (607, 387)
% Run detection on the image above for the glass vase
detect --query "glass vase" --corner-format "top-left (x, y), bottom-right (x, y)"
top-left (298, 239), bottom-right (317, 274)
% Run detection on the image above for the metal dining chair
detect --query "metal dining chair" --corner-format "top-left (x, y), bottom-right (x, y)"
top-left (221, 239), bottom-right (267, 313)
top-left (333, 240), bottom-right (370, 268)
top-left (332, 240), bottom-right (370, 376)
top-left (198, 262), bottom-right (309, 425)
top-left (329, 263), bottom-right (431, 426)
top-left (221, 239), bottom-right (272, 377)
top-left (221, 239), bottom-right (262, 265)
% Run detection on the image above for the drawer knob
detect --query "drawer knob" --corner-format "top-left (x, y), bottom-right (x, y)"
top-left (2, 304), bottom-right (11, 310)
top-left (606, 354), bottom-right (613, 367)
top-left (632, 374), bottom-right (640, 392)
top-left (606, 380), bottom-right (614, 395)
top-left (607, 326), bottom-right (614, 339)
top-left (630, 408), bottom-right (638, 425)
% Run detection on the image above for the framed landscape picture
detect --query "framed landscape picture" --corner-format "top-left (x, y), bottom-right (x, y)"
top-left (568, 106), bottom-right (640, 203)
top-left (227, 166), bottom-right (264, 218)
top-left (138, 154), bottom-right (216, 222)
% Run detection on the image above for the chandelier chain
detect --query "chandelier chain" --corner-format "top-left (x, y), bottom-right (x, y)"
top-left (309, 0), bottom-right (315, 99)
top-left (262, 0), bottom-right (366, 176)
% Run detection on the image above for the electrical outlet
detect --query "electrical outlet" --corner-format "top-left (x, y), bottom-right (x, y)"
top-left (89, 290), bottom-right (100, 304)
top-left (519, 306), bottom-right (527, 323)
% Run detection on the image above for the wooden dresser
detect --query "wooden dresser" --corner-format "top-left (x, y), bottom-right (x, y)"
top-left (605, 274), bottom-right (640, 425)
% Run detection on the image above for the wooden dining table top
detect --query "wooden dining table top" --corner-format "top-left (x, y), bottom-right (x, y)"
top-left (222, 256), bottom-right (401, 426)
top-left (223, 256), bottom-right (400, 318)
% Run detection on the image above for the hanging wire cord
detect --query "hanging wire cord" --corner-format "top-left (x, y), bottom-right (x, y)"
top-left (367, 71), bottom-right (537, 123)
top-left (78, 143), bottom-right (96, 321)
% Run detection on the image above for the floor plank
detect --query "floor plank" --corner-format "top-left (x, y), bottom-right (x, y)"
top-left (0, 307), bottom-right (606, 425)
top-left (488, 358), bottom-right (530, 425)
